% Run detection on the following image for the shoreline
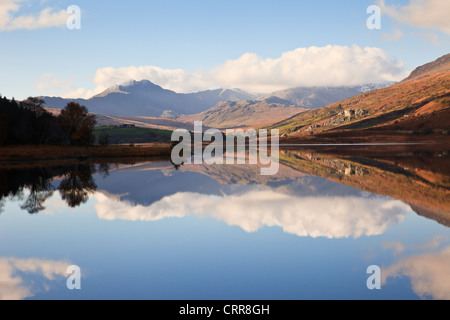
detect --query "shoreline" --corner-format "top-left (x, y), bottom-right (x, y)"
top-left (0, 144), bottom-right (172, 165)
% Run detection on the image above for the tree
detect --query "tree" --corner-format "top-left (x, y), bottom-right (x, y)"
top-left (0, 117), bottom-right (7, 145)
top-left (58, 102), bottom-right (97, 146)
top-left (21, 97), bottom-right (46, 115)
top-left (21, 97), bottom-right (62, 144)
top-left (59, 164), bottom-right (97, 207)
top-left (98, 133), bottom-right (110, 146)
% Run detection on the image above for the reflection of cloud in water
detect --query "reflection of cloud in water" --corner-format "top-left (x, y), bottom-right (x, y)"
top-left (0, 258), bottom-right (69, 300)
top-left (383, 241), bottom-right (406, 256)
top-left (95, 190), bottom-right (410, 239)
top-left (383, 247), bottom-right (450, 300)
top-left (42, 194), bottom-right (70, 215)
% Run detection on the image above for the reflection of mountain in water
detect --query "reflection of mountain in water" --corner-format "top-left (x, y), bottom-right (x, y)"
top-left (1, 147), bottom-right (449, 232)
top-left (92, 161), bottom-right (408, 239)
top-left (279, 148), bottom-right (450, 227)
top-left (95, 161), bottom-right (367, 207)
top-left (94, 147), bottom-right (450, 230)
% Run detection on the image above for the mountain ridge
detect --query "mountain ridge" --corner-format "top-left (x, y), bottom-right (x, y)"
top-left (42, 80), bottom-right (256, 117)
top-left (402, 53), bottom-right (450, 82)
top-left (42, 79), bottom-right (395, 120)
top-left (265, 83), bottom-right (395, 109)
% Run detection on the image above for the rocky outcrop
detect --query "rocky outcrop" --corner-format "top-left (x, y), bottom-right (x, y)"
top-left (321, 109), bottom-right (370, 127)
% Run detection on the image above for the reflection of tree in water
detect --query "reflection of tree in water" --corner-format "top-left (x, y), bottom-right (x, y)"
top-left (59, 165), bottom-right (97, 208)
top-left (21, 190), bottom-right (54, 214)
top-left (21, 169), bottom-right (56, 214)
top-left (170, 159), bottom-right (184, 171)
top-left (0, 163), bottom-right (107, 214)
top-left (98, 163), bottom-right (111, 178)
top-left (0, 167), bottom-right (55, 214)
top-left (0, 198), bottom-right (5, 214)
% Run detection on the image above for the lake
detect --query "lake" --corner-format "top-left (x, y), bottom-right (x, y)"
top-left (0, 145), bottom-right (449, 300)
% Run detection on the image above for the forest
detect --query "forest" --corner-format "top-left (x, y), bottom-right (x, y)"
top-left (0, 97), bottom-right (96, 146)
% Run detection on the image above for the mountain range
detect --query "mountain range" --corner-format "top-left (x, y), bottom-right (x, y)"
top-left (263, 83), bottom-right (395, 109)
top-left (42, 81), bottom-right (256, 117)
top-left (177, 83), bottom-right (395, 128)
top-left (42, 79), bottom-right (394, 119)
top-left (41, 54), bottom-right (449, 137)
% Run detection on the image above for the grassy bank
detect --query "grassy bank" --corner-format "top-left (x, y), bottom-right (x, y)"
top-left (0, 144), bottom-right (172, 164)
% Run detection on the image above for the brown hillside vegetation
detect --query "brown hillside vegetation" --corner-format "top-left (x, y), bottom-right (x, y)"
top-left (272, 68), bottom-right (450, 143)
top-left (180, 100), bottom-right (305, 129)
top-left (403, 53), bottom-right (450, 82)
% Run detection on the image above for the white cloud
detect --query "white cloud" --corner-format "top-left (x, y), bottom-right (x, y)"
top-left (0, 257), bottom-right (70, 300)
top-left (60, 87), bottom-right (106, 100)
top-left (93, 66), bottom-right (211, 94)
top-left (417, 236), bottom-right (445, 250)
top-left (378, 0), bottom-right (450, 35)
top-left (36, 73), bottom-right (73, 91)
top-left (66, 45), bottom-right (406, 97)
top-left (36, 73), bottom-right (106, 99)
top-left (94, 191), bottom-right (409, 239)
top-left (383, 246), bottom-right (450, 300)
top-left (0, 0), bottom-right (68, 31)
top-left (381, 28), bottom-right (404, 42)
top-left (417, 32), bottom-right (442, 46)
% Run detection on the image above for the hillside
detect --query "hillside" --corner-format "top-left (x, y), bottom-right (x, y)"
top-left (403, 53), bottom-right (450, 82)
top-left (265, 83), bottom-right (394, 109)
top-left (45, 107), bottom-right (196, 131)
top-left (180, 100), bottom-right (305, 129)
top-left (271, 56), bottom-right (450, 143)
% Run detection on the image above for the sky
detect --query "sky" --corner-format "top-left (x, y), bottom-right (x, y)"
top-left (0, 0), bottom-right (449, 99)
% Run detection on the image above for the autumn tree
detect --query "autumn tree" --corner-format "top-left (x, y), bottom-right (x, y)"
top-left (58, 102), bottom-right (97, 146)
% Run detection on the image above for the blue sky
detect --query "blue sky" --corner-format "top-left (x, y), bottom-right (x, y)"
top-left (0, 0), bottom-right (449, 99)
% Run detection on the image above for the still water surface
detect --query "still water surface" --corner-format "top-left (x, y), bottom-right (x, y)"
top-left (0, 147), bottom-right (449, 300)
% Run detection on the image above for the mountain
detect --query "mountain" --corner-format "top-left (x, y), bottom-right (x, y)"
top-left (264, 83), bottom-right (394, 109)
top-left (272, 54), bottom-right (450, 143)
top-left (180, 100), bottom-right (305, 129)
top-left (176, 83), bottom-right (394, 129)
top-left (42, 80), bottom-right (256, 117)
top-left (403, 53), bottom-right (450, 82)
top-left (42, 79), bottom-right (395, 124)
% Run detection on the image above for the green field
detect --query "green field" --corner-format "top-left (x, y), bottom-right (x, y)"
top-left (94, 126), bottom-right (173, 144)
